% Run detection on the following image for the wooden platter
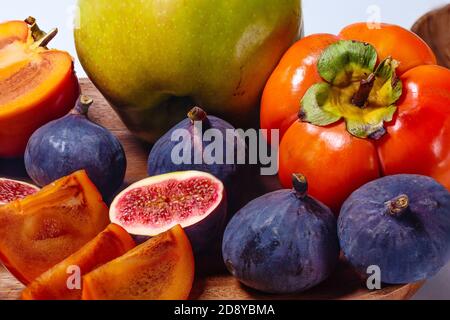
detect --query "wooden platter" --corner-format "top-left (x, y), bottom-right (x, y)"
top-left (0, 79), bottom-right (423, 300)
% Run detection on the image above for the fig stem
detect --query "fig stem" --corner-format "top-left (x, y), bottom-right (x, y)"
top-left (352, 73), bottom-right (376, 108)
top-left (292, 174), bottom-right (308, 198)
top-left (188, 107), bottom-right (208, 123)
top-left (386, 194), bottom-right (409, 217)
top-left (73, 95), bottom-right (94, 116)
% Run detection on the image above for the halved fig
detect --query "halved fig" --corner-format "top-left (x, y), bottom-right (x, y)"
top-left (0, 178), bottom-right (39, 205)
top-left (82, 225), bottom-right (194, 300)
top-left (22, 224), bottom-right (135, 300)
top-left (0, 17), bottom-right (79, 157)
top-left (0, 170), bottom-right (109, 284)
top-left (110, 171), bottom-right (227, 255)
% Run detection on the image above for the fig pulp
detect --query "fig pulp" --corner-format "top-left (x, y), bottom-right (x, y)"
top-left (22, 224), bottom-right (135, 300)
top-left (110, 171), bottom-right (227, 255)
top-left (0, 18), bottom-right (79, 157)
top-left (82, 225), bottom-right (194, 300)
top-left (148, 107), bottom-right (248, 215)
top-left (0, 170), bottom-right (109, 284)
top-left (0, 178), bottom-right (39, 205)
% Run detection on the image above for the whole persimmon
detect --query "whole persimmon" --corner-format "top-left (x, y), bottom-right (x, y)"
top-left (261, 23), bottom-right (449, 213)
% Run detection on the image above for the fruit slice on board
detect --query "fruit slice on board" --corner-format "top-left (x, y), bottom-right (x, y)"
top-left (22, 224), bottom-right (135, 300)
top-left (0, 17), bottom-right (79, 157)
top-left (82, 225), bottom-right (195, 300)
top-left (0, 170), bottom-right (110, 284)
top-left (0, 178), bottom-right (39, 205)
top-left (110, 171), bottom-right (227, 254)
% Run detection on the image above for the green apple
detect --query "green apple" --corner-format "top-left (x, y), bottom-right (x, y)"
top-left (75, 0), bottom-right (302, 142)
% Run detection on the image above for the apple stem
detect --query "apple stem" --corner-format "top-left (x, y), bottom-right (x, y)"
top-left (292, 174), bottom-right (308, 198)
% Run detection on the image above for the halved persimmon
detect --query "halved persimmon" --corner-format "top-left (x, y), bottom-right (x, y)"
top-left (82, 225), bottom-right (195, 300)
top-left (0, 21), bottom-right (29, 48)
top-left (0, 17), bottom-right (79, 157)
top-left (21, 224), bottom-right (135, 300)
top-left (0, 170), bottom-right (110, 284)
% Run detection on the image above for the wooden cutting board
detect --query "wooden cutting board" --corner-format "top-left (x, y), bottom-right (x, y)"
top-left (0, 79), bottom-right (423, 300)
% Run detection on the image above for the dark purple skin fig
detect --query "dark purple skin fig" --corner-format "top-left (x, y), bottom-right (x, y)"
top-left (338, 174), bottom-right (450, 284)
top-left (147, 107), bottom-right (248, 216)
top-left (110, 171), bottom-right (227, 257)
top-left (24, 96), bottom-right (126, 200)
top-left (222, 174), bottom-right (340, 294)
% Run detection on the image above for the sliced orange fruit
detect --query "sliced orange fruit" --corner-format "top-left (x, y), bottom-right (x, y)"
top-left (0, 170), bottom-right (109, 284)
top-left (22, 224), bottom-right (135, 300)
top-left (82, 225), bottom-right (195, 300)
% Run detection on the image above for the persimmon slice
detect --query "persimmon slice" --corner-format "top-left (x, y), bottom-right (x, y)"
top-left (22, 224), bottom-right (135, 300)
top-left (0, 18), bottom-right (79, 157)
top-left (82, 225), bottom-right (195, 300)
top-left (0, 51), bottom-right (74, 111)
top-left (0, 21), bottom-right (28, 49)
top-left (0, 170), bottom-right (110, 284)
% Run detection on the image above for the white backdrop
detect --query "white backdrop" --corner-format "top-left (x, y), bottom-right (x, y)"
top-left (0, 0), bottom-right (447, 78)
top-left (1, 0), bottom-right (449, 300)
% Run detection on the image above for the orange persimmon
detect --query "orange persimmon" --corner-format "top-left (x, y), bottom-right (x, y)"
top-left (0, 17), bottom-right (79, 157)
top-left (261, 34), bottom-right (340, 141)
top-left (22, 224), bottom-right (135, 300)
top-left (82, 225), bottom-right (195, 300)
top-left (262, 23), bottom-right (450, 213)
top-left (0, 170), bottom-right (110, 284)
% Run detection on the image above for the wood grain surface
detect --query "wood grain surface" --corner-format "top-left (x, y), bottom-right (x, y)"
top-left (0, 79), bottom-right (423, 300)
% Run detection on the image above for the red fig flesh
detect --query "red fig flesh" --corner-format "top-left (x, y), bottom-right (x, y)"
top-left (0, 178), bottom-right (39, 205)
top-left (110, 171), bottom-right (227, 254)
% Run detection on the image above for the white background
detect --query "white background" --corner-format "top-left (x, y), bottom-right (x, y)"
top-left (1, 0), bottom-right (449, 299)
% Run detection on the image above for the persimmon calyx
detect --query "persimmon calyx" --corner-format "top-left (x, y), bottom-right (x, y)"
top-left (300, 40), bottom-right (403, 140)
top-left (25, 17), bottom-right (46, 43)
top-left (24, 16), bottom-right (58, 49)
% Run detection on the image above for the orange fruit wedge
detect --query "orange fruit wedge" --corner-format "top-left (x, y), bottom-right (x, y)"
top-left (82, 225), bottom-right (195, 300)
top-left (22, 224), bottom-right (135, 300)
top-left (0, 170), bottom-right (109, 284)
